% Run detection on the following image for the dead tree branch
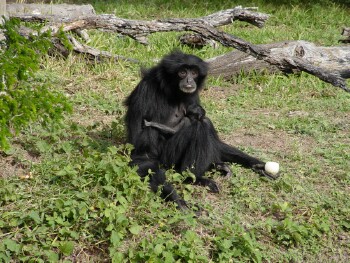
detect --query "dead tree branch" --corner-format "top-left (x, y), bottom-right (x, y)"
top-left (7, 3), bottom-right (96, 20)
top-left (9, 3), bottom-right (270, 64)
top-left (192, 23), bottom-right (349, 92)
top-left (10, 5), bottom-right (270, 45)
top-left (208, 40), bottom-right (350, 79)
top-left (8, 3), bottom-right (349, 92)
top-left (66, 35), bottom-right (139, 63)
top-left (196, 6), bottom-right (270, 28)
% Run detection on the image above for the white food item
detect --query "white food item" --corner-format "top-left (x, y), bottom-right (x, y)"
top-left (265, 162), bottom-right (280, 175)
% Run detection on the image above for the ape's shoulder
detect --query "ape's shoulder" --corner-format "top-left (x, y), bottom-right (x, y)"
top-left (124, 74), bottom-right (162, 108)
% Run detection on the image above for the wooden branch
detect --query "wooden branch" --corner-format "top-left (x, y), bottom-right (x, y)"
top-left (190, 23), bottom-right (349, 92)
top-left (196, 6), bottom-right (270, 28)
top-left (67, 35), bottom-right (139, 63)
top-left (7, 3), bottom-right (95, 20)
top-left (10, 5), bottom-right (270, 45)
top-left (10, 4), bottom-right (269, 27)
top-left (0, 0), bottom-right (5, 17)
top-left (178, 6), bottom-right (269, 48)
top-left (0, 0), bottom-right (6, 26)
top-left (208, 41), bottom-right (350, 79)
top-left (8, 3), bottom-right (349, 92)
top-left (17, 25), bottom-right (139, 63)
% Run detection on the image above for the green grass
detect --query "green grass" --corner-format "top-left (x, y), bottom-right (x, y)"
top-left (1, 0), bottom-right (350, 262)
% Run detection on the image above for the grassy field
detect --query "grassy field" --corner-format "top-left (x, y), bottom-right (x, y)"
top-left (1, 0), bottom-right (350, 262)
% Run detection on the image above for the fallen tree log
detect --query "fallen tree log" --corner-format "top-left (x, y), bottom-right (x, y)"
top-left (63, 35), bottom-right (139, 63)
top-left (10, 4), bottom-right (270, 45)
top-left (8, 4), bottom-right (270, 64)
top-left (207, 40), bottom-right (350, 79)
top-left (7, 3), bottom-right (350, 92)
top-left (7, 3), bottom-right (95, 20)
top-left (191, 23), bottom-right (349, 92)
top-left (8, 4), bottom-right (269, 28)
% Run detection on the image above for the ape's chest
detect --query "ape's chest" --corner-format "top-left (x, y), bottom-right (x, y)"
top-left (164, 103), bottom-right (186, 127)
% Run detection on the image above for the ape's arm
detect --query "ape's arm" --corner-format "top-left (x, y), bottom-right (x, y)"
top-left (124, 80), bottom-right (166, 156)
top-left (143, 104), bottom-right (206, 135)
top-left (144, 117), bottom-right (191, 135)
top-left (186, 104), bottom-right (206, 121)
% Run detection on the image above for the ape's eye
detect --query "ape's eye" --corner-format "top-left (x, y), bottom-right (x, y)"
top-left (178, 70), bottom-right (187, 78)
top-left (191, 69), bottom-right (198, 77)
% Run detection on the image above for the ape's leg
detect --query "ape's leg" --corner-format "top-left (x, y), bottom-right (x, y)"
top-left (212, 162), bottom-right (233, 177)
top-left (219, 142), bottom-right (265, 168)
top-left (218, 142), bottom-right (278, 179)
top-left (173, 116), bottom-right (277, 180)
top-left (183, 176), bottom-right (220, 193)
top-left (131, 155), bottom-right (187, 209)
top-left (161, 118), bottom-right (221, 193)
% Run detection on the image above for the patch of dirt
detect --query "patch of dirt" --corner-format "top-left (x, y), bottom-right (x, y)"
top-left (220, 128), bottom-right (316, 158)
top-left (71, 108), bottom-right (119, 128)
top-left (0, 144), bottom-right (39, 178)
top-left (203, 84), bottom-right (242, 100)
top-left (204, 84), bottom-right (317, 157)
top-left (0, 155), bottom-right (29, 178)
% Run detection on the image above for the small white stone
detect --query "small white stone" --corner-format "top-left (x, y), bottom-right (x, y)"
top-left (265, 162), bottom-right (280, 175)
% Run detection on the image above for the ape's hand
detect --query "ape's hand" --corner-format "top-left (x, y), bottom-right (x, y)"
top-left (186, 104), bottom-right (206, 121)
top-left (143, 119), bottom-right (151, 128)
top-left (252, 163), bottom-right (280, 180)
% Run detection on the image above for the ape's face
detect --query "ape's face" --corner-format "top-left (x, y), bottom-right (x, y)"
top-left (159, 51), bottom-right (208, 96)
top-left (177, 67), bottom-right (199, 94)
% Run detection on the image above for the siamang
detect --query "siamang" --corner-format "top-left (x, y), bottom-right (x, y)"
top-left (125, 51), bottom-right (278, 209)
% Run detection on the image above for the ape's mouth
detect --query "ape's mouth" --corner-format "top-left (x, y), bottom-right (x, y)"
top-left (180, 85), bottom-right (196, 93)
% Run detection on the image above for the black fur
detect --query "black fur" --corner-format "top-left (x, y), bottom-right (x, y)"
top-left (125, 51), bottom-right (275, 209)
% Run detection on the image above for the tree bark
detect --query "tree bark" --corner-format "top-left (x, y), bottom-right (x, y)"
top-left (10, 5), bottom-right (270, 45)
top-left (190, 23), bottom-right (349, 92)
top-left (0, 0), bottom-right (5, 15)
top-left (207, 40), bottom-right (350, 79)
top-left (0, 0), bottom-right (6, 24)
top-left (7, 3), bottom-right (350, 92)
top-left (0, 0), bottom-right (6, 41)
top-left (9, 4), bottom-right (269, 27)
top-left (7, 3), bottom-right (95, 20)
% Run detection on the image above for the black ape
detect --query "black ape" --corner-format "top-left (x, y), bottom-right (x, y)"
top-left (125, 51), bottom-right (276, 209)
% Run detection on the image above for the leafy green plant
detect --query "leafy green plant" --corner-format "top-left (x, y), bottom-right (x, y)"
top-left (0, 18), bottom-right (71, 149)
top-left (264, 202), bottom-right (331, 248)
top-left (0, 141), bottom-right (152, 261)
top-left (270, 217), bottom-right (309, 247)
top-left (123, 230), bottom-right (208, 263)
top-left (212, 224), bottom-right (262, 263)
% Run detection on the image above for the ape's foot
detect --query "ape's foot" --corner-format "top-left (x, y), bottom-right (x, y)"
top-left (252, 163), bottom-right (280, 180)
top-left (178, 202), bottom-right (208, 217)
top-left (175, 199), bottom-right (189, 211)
top-left (214, 163), bottom-right (233, 178)
top-left (194, 177), bottom-right (220, 193)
